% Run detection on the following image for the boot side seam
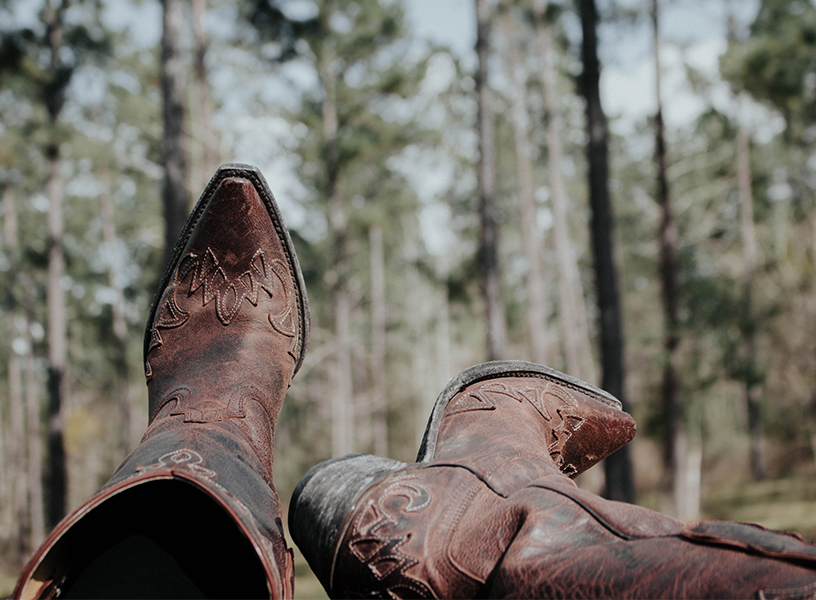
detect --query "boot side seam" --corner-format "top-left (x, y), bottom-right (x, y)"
top-left (423, 463), bottom-right (510, 498)
top-left (528, 483), bottom-right (636, 540)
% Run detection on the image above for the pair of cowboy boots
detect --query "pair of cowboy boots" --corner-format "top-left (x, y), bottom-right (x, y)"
top-left (14, 163), bottom-right (816, 599)
top-left (15, 165), bottom-right (309, 598)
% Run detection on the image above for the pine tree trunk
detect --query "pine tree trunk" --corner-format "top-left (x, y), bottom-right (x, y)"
top-left (101, 171), bottom-right (133, 455)
top-left (321, 59), bottom-right (354, 457)
top-left (675, 432), bottom-right (701, 520)
top-left (46, 146), bottom-right (68, 529)
top-left (534, 0), bottom-right (596, 383)
top-left (653, 0), bottom-right (684, 516)
top-left (23, 274), bottom-right (45, 549)
top-left (435, 258), bottom-right (451, 394)
top-left (161, 0), bottom-right (190, 265)
top-left (369, 226), bottom-right (388, 456)
top-left (736, 125), bottom-right (766, 481)
top-left (475, 0), bottom-right (506, 361)
top-left (192, 0), bottom-right (218, 182)
top-left (578, 0), bottom-right (634, 503)
top-left (44, 0), bottom-right (68, 527)
top-left (500, 0), bottom-right (550, 365)
top-left (331, 263), bottom-right (353, 457)
top-left (0, 381), bottom-right (8, 543)
top-left (10, 333), bottom-right (28, 558)
top-left (5, 188), bottom-right (29, 559)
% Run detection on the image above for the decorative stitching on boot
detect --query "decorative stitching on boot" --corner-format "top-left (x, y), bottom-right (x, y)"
top-left (170, 392), bottom-right (247, 423)
top-left (156, 296), bottom-right (189, 329)
top-left (136, 448), bottom-right (217, 480)
top-left (344, 477), bottom-right (434, 597)
top-left (759, 580), bottom-right (816, 599)
top-left (446, 386), bottom-right (497, 415)
top-left (176, 247), bottom-right (286, 326)
top-left (266, 258), bottom-right (296, 338)
top-left (153, 387), bottom-right (191, 418)
top-left (147, 247), bottom-right (296, 355)
top-left (232, 386), bottom-right (276, 485)
top-left (147, 328), bottom-right (163, 354)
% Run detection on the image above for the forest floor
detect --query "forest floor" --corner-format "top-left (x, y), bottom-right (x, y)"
top-left (703, 473), bottom-right (816, 541)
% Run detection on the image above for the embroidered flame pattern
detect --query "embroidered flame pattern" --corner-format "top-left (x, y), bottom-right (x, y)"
top-left (147, 247), bottom-right (296, 356)
top-left (343, 478), bottom-right (435, 598)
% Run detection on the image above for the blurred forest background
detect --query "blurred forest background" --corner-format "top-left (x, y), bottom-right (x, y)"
top-left (2, 0), bottom-right (816, 594)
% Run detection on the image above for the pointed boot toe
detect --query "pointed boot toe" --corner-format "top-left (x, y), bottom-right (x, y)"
top-left (145, 162), bottom-right (309, 404)
top-left (417, 360), bottom-right (635, 480)
top-left (15, 164), bottom-right (309, 599)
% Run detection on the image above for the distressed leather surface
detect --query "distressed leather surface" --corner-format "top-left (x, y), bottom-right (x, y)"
top-left (328, 370), bottom-right (816, 599)
top-left (15, 165), bottom-right (307, 599)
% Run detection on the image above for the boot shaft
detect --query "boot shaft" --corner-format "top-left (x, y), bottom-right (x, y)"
top-left (16, 165), bottom-right (308, 599)
top-left (143, 165), bottom-right (310, 484)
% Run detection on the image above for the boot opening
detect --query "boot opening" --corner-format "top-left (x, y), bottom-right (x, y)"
top-left (48, 480), bottom-right (269, 599)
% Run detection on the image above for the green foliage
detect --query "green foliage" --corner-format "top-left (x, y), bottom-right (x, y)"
top-left (721, 0), bottom-right (816, 140)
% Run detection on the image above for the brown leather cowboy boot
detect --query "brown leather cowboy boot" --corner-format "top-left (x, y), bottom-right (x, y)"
top-left (15, 164), bottom-right (309, 599)
top-left (291, 361), bottom-right (816, 599)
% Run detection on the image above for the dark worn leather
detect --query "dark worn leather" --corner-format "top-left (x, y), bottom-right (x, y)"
top-left (293, 361), bottom-right (816, 600)
top-left (15, 164), bottom-right (308, 599)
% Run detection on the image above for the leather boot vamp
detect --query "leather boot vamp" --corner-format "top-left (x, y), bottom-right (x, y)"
top-left (489, 476), bottom-right (816, 600)
top-left (428, 374), bottom-right (635, 483)
top-left (146, 176), bottom-right (300, 423)
top-left (334, 466), bottom-right (816, 600)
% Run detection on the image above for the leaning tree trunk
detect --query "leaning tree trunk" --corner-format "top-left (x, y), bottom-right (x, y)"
top-left (736, 125), bottom-right (766, 481)
top-left (652, 0), bottom-right (685, 516)
top-left (22, 273), bottom-right (45, 549)
top-left (369, 226), bottom-right (388, 457)
top-left (192, 0), bottom-right (218, 187)
top-left (578, 0), bottom-right (634, 503)
top-left (534, 0), bottom-right (596, 383)
top-left (500, 0), bottom-right (550, 366)
top-left (45, 0), bottom-right (68, 528)
top-left (100, 170), bottom-right (133, 455)
top-left (475, 0), bottom-right (506, 361)
top-left (320, 55), bottom-right (354, 457)
top-left (4, 188), bottom-right (29, 559)
top-left (161, 0), bottom-right (190, 265)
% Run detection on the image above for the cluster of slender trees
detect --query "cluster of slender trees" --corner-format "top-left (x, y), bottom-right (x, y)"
top-left (2, 0), bottom-right (816, 578)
